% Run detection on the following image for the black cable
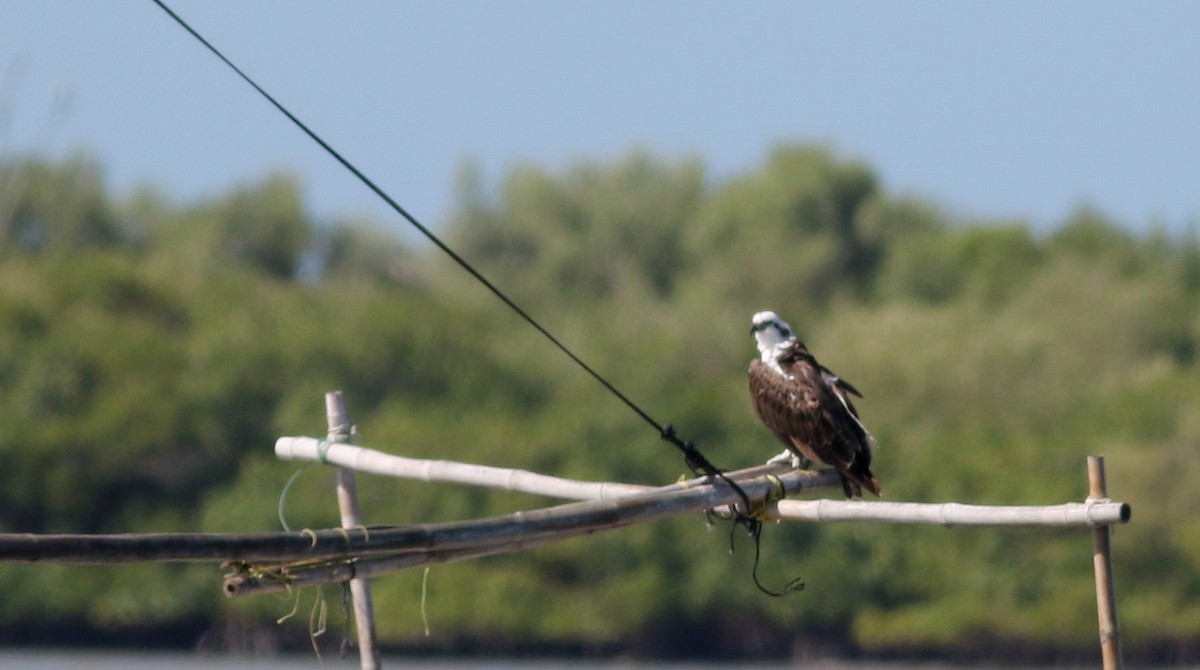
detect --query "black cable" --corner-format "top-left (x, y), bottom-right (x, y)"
top-left (150, 0), bottom-right (669, 437)
top-left (150, 0), bottom-right (762, 553)
top-left (747, 523), bottom-right (806, 598)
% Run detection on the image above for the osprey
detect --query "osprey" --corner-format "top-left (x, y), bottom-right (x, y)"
top-left (748, 310), bottom-right (882, 498)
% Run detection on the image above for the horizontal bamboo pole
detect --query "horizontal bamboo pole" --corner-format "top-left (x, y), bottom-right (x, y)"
top-left (276, 436), bottom-right (662, 500)
top-left (0, 528), bottom-right (367, 565)
top-left (0, 467), bottom-right (836, 565)
top-left (225, 526), bottom-right (565, 598)
top-left (769, 498), bottom-right (1131, 527)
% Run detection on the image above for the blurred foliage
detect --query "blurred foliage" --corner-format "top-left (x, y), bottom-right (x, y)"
top-left (0, 145), bottom-right (1197, 658)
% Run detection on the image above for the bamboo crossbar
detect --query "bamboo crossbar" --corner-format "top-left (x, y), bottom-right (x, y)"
top-left (769, 498), bottom-right (1131, 527)
top-left (0, 467), bottom-right (832, 565)
top-left (275, 436), bottom-right (660, 500)
top-left (0, 528), bottom-right (369, 564)
top-left (224, 523), bottom-right (574, 598)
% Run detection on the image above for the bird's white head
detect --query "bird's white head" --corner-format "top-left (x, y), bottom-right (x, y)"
top-left (750, 310), bottom-right (795, 358)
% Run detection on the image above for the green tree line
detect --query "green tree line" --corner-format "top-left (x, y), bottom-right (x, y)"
top-left (0, 147), bottom-right (1197, 660)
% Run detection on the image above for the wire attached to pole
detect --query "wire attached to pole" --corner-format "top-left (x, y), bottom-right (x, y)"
top-left (148, 0), bottom-right (743, 492)
top-left (150, 0), bottom-right (786, 595)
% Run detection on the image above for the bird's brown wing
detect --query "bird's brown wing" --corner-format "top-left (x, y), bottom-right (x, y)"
top-left (749, 358), bottom-right (822, 463)
top-left (752, 344), bottom-right (882, 497)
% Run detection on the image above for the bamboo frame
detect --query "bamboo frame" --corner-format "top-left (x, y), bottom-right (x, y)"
top-left (221, 484), bottom-right (1131, 599)
top-left (221, 466), bottom-right (833, 596)
top-left (0, 437), bottom-right (1132, 667)
top-left (0, 459), bottom-right (1130, 566)
top-left (220, 455), bottom-right (1132, 602)
top-left (0, 400), bottom-right (1133, 666)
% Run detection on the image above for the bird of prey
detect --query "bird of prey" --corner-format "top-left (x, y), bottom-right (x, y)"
top-left (748, 310), bottom-right (882, 498)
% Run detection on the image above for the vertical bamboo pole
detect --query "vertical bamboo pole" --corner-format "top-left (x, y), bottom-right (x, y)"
top-left (326, 391), bottom-right (382, 670)
top-left (1088, 455), bottom-right (1123, 670)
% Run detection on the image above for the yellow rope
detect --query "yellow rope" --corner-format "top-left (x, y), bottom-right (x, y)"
top-left (749, 474), bottom-right (787, 521)
top-left (276, 586), bottom-right (303, 625)
top-left (301, 528), bottom-right (318, 548)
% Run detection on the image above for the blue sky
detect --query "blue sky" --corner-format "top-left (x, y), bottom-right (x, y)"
top-left (3, 1), bottom-right (1198, 234)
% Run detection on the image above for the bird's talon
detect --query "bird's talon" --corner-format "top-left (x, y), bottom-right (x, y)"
top-left (766, 449), bottom-right (792, 465)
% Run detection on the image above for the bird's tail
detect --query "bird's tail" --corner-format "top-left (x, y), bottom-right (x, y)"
top-left (861, 474), bottom-right (883, 497)
top-left (843, 466), bottom-right (883, 498)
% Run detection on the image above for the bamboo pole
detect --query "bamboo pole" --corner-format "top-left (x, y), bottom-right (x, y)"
top-left (1089, 455), bottom-right (1124, 670)
top-left (768, 498), bottom-right (1130, 527)
top-left (325, 392), bottom-right (381, 670)
top-left (0, 467), bottom-right (829, 565)
top-left (224, 522), bottom-right (571, 598)
top-left (275, 435), bottom-right (652, 500)
top-left (0, 528), bottom-right (366, 564)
